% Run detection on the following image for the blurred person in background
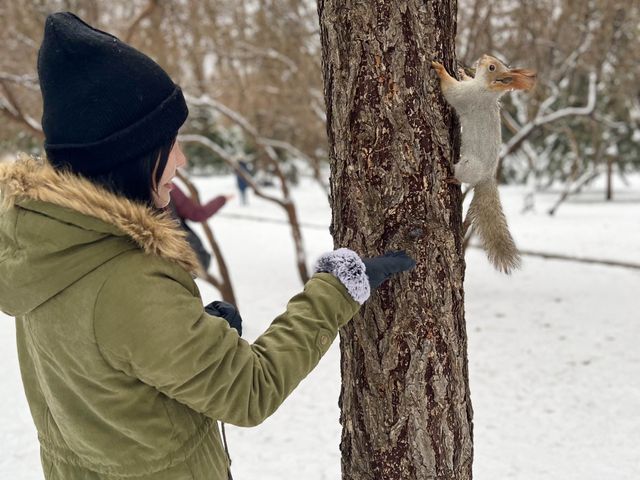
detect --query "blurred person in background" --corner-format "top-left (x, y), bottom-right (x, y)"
top-left (168, 181), bottom-right (233, 272)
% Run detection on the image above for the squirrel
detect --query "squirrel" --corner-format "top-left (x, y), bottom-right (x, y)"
top-left (431, 54), bottom-right (536, 274)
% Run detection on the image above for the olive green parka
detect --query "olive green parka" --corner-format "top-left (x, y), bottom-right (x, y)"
top-left (0, 155), bottom-right (368, 479)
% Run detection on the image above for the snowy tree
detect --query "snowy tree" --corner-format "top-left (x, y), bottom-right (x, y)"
top-left (318, 1), bottom-right (472, 478)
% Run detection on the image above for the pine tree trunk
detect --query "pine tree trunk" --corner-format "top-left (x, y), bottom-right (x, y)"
top-left (317, 1), bottom-right (473, 479)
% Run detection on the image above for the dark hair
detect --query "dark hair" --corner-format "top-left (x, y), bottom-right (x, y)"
top-left (83, 136), bottom-right (176, 209)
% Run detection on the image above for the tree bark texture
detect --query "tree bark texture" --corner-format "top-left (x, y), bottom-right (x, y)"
top-left (318, 1), bottom-right (472, 479)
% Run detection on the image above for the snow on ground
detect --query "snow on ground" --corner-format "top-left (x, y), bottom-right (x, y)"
top-left (1, 173), bottom-right (638, 479)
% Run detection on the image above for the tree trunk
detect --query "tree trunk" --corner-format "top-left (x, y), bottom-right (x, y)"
top-left (318, 1), bottom-right (473, 479)
top-left (606, 155), bottom-right (614, 201)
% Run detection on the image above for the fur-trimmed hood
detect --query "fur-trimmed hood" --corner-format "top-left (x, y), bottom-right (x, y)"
top-left (0, 153), bottom-right (202, 316)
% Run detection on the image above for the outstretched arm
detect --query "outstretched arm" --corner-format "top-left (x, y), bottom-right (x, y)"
top-left (431, 61), bottom-right (473, 111)
top-left (171, 183), bottom-right (227, 222)
top-left (94, 250), bottom-right (366, 428)
top-left (431, 61), bottom-right (459, 92)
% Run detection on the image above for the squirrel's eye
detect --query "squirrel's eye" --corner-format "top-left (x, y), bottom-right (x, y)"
top-left (489, 64), bottom-right (496, 72)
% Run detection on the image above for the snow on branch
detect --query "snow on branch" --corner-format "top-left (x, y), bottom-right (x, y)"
top-left (179, 128), bottom-right (311, 283)
top-left (235, 41), bottom-right (299, 76)
top-left (0, 72), bottom-right (40, 91)
top-left (500, 71), bottom-right (597, 160)
top-left (185, 93), bottom-right (281, 162)
top-left (537, 71), bottom-right (597, 123)
top-left (177, 133), bottom-right (286, 207)
top-left (0, 79), bottom-right (43, 135)
top-left (186, 93), bottom-right (292, 195)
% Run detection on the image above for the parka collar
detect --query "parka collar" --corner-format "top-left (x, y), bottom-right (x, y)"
top-left (0, 153), bottom-right (202, 276)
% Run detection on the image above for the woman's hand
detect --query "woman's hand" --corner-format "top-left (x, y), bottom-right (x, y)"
top-left (205, 300), bottom-right (243, 337)
top-left (362, 250), bottom-right (417, 291)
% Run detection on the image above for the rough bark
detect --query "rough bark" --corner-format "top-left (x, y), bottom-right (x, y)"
top-left (318, 1), bottom-right (472, 479)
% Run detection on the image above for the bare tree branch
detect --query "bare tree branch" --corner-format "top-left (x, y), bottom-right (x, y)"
top-left (174, 170), bottom-right (237, 304)
top-left (179, 132), bottom-right (311, 284)
top-left (235, 41), bottom-right (299, 76)
top-left (500, 71), bottom-right (597, 160)
top-left (260, 137), bottom-right (329, 194)
top-left (178, 133), bottom-right (286, 207)
top-left (0, 80), bottom-right (43, 136)
top-left (124, 0), bottom-right (159, 44)
top-left (0, 72), bottom-right (39, 91)
top-left (547, 167), bottom-right (601, 216)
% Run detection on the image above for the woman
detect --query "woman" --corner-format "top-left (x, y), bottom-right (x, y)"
top-left (0, 12), bottom-right (415, 480)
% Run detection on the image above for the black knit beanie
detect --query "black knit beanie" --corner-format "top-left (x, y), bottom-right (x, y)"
top-left (37, 11), bottom-right (188, 176)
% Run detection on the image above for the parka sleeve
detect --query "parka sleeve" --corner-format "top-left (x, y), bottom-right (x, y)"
top-left (93, 252), bottom-right (364, 427)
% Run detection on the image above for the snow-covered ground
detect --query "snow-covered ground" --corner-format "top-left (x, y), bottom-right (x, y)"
top-left (1, 173), bottom-right (638, 479)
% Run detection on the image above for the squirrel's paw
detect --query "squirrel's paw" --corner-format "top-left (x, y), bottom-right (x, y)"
top-left (431, 61), bottom-right (445, 72)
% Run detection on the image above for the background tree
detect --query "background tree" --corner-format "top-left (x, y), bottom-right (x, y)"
top-left (0, 0), bottom-right (322, 286)
top-left (318, 1), bottom-right (472, 479)
top-left (456, 0), bottom-right (640, 203)
top-left (2, 0), bottom-right (638, 283)
top-left (2, 0), bottom-right (639, 189)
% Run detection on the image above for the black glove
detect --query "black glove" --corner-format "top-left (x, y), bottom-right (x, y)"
top-left (362, 250), bottom-right (417, 291)
top-left (205, 300), bottom-right (243, 337)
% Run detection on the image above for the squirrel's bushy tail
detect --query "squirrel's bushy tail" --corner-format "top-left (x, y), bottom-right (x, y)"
top-left (468, 180), bottom-right (521, 274)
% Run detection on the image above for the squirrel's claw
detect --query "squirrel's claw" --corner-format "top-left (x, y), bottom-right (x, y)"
top-left (432, 62), bottom-right (456, 89)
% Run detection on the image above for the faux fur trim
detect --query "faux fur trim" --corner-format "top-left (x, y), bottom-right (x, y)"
top-left (0, 153), bottom-right (203, 276)
top-left (313, 248), bottom-right (370, 305)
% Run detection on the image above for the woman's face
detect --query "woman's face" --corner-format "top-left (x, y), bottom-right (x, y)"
top-left (152, 141), bottom-right (187, 208)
